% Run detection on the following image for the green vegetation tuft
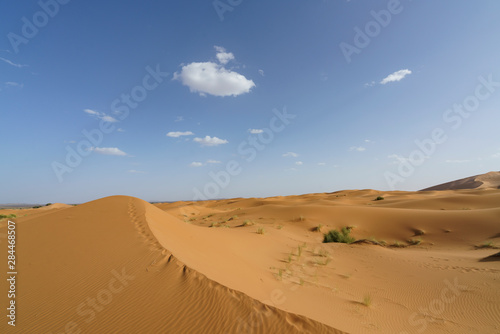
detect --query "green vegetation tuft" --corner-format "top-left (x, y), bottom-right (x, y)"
top-left (323, 226), bottom-right (355, 244)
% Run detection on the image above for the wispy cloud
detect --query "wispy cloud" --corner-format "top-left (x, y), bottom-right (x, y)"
top-left (258, 69), bottom-right (265, 76)
top-left (4, 82), bottom-right (23, 89)
top-left (173, 46), bottom-right (255, 97)
top-left (117, 128), bottom-right (125, 132)
top-left (318, 162), bottom-right (326, 166)
top-left (380, 69), bottom-right (412, 84)
top-left (193, 135), bottom-right (228, 146)
top-left (248, 129), bottom-right (263, 134)
top-left (364, 81), bottom-right (376, 87)
top-left (90, 147), bottom-right (127, 156)
top-left (189, 162), bottom-right (204, 167)
top-left (0, 57), bottom-right (27, 68)
top-left (349, 146), bottom-right (366, 152)
top-left (166, 131), bottom-right (194, 138)
top-left (295, 161), bottom-right (303, 166)
top-left (84, 109), bottom-right (118, 122)
top-left (207, 159), bottom-right (221, 164)
top-left (282, 152), bottom-right (299, 158)
top-left (175, 116), bottom-right (184, 122)
top-left (128, 169), bottom-right (146, 173)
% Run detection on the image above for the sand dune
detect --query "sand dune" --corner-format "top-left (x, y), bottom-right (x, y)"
top-left (1, 189), bottom-right (499, 333)
top-left (421, 171), bottom-right (500, 191)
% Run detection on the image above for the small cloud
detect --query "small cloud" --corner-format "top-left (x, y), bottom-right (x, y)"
top-left (193, 136), bottom-right (228, 147)
top-left (295, 161), bottom-right (303, 166)
top-left (0, 57), bottom-right (27, 68)
top-left (258, 69), bottom-right (265, 76)
top-left (206, 159), bottom-right (221, 164)
top-left (214, 46), bottom-right (235, 65)
top-left (84, 109), bottom-right (100, 116)
top-left (175, 116), bottom-right (184, 122)
top-left (282, 152), bottom-right (299, 158)
top-left (5, 82), bottom-right (23, 88)
top-left (364, 81), bottom-right (376, 87)
top-left (167, 131), bottom-right (194, 138)
top-left (248, 129), bottom-right (263, 134)
top-left (364, 139), bottom-right (372, 143)
top-left (117, 128), bottom-right (125, 132)
top-left (84, 109), bottom-right (118, 122)
top-left (100, 115), bottom-right (118, 122)
top-left (128, 169), bottom-right (146, 174)
top-left (445, 159), bottom-right (471, 163)
top-left (173, 47), bottom-right (255, 97)
top-left (90, 147), bottom-right (127, 156)
top-left (349, 146), bottom-right (366, 152)
top-left (190, 162), bottom-right (204, 167)
top-left (380, 69), bottom-right (412, 84)
top-left (318, 162), bottom-right (326, 166)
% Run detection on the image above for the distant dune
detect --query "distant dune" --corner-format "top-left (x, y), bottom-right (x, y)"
top-left (1, 189), bottom-right (499, 333)
top-left (421, 171), bottom-right (500, 191)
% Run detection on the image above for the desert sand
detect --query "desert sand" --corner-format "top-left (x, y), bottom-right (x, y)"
top-left (1, 184), bottom-right (499, 333)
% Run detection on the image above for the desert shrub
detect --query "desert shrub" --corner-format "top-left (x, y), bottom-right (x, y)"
top-left (374, 196), bottom-right (384, 201)
top-left (257, 227), bottom-right (265, 235)
top-left (323, 227), bottom-right (355, 244)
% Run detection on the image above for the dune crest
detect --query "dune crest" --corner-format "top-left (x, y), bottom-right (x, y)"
top-left (421, 171), bottom-right (500, 191)
top-left (0, 195), bottom-right (341, 334)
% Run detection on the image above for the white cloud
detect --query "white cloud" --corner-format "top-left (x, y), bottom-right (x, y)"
top-left (128, 169), bottom-right (146, 173)
top-left (193, 136), bottom-right (228, 147)
top-left (364, 81), bottom-right (376, 87)
top-left (166, 131), bottom-right (194, 138)
top-left (190, 162), bottom-right (204, 167)
top-left (282, 152), bottom-right (299, 158)
top-left (5, 82), bottom-right (23, 88)
top-left (207, 159), bottom-right (221, 164)
top-left (84, 109), bottom-right (100, 116)
top-left (173, 47), bottom-right (255, 97)
top-left (295, 161), bottom-right (303, 166)
top-left (0, 57), bottom-right (27, 68)
top-left (445, 159), bottom-right (471, 163)
top-left (90, 147), bottom-right (127, 156)
top-left (380, 69), bottom-right (412, 84)
top-left (117, 128), bottom-right (125, 132)
top-left (349, 146), bottom-right (366, 152)
top-left (83, 109), bottom-right (118, 122)
top-left (364, 139), bottom-right (372, 143)
top-left (214, 46), bottom-right (235, 65)
top-left (258, 69), bottom-right (265, 76)
top-left (248, 129), bottom-right (263, 134)
top-left (318, 162), bottom-right (326, 166)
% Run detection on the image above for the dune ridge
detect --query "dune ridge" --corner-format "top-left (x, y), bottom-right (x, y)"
top-left (0, 196), bottom-right (342, 334)
top-left (421, 171), bottom-right (500, 191)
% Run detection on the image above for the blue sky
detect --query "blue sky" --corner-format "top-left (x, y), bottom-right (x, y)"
top-left (1, 0), bottom-right (499, 204)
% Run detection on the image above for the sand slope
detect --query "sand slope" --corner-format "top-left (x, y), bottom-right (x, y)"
top-left (0, 196), bottom-right (341, 334)
top-left (1, 189), bottom-right (500, 333)
top-left (421, 171), bottom-right (500, 191)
